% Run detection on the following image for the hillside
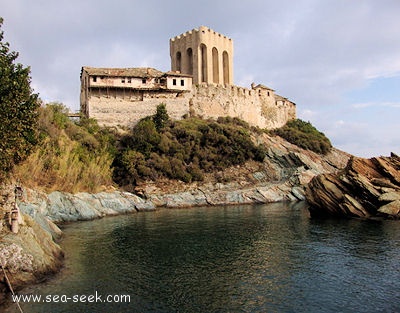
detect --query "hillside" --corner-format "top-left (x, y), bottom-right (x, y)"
top-left (139, 132), bottom-right (349, 207)
top-left (11, 103), bottom-right (349, 200)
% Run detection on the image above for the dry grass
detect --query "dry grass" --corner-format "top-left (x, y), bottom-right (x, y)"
top-left (13, 130), bottom-right (114, 194)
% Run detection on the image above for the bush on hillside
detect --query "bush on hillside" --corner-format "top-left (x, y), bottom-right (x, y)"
top-left (272, 119), bottom-right (332, 154)
top-left (113, 109), bottom-right (267, 187)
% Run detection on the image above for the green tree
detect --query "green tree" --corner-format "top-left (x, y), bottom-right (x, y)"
top-left (0, 18), bottom-right (39, 176)
top-left (125, 118), bottom-right (161, 157)
top-left (152, 103), bottom-right (169, 132)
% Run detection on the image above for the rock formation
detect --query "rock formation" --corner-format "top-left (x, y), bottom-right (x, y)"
top-left (0, 184), bottom-right (63, 305)
top-left (0, 215), bottom-right (63, 304)
top-left (305, 153), bottom-right (400, 219)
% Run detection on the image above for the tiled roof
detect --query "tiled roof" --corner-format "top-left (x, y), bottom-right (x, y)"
top-left (253, 84), bottom-right (275, 91)
top-left (164, 71), bottom-right (192, 77)
top-left (82, 67), bottom-right (165, 78)
top-left (275, 94), bottom-right (296, 105)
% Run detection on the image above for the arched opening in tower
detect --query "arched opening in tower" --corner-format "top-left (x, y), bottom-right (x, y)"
top-left (176, 52), bottom-right (182, 72)
top-left (200, 44), bottom-right (208, 83)
top-left (212, 47), bottom-right (219, 84)
top-left (223, 51), bottom-right (230, 85)
top-left (186, 48), bottom-right (193, 75)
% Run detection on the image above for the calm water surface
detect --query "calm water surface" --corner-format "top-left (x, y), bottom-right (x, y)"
top-left (6, 202), bottom-right (400, 313)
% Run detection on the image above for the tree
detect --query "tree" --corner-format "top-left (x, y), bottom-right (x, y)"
top-left (152, 103), bottom-right (169, 132)
top-left (0, 18), bottom-right (40, 176)
top-left (129, 118), bottom-right (160, 157)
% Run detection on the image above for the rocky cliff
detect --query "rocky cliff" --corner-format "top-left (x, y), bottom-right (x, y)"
top-left (305, 153), bottom-right (400, 219)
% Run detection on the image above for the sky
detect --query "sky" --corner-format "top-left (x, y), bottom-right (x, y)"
top-left (1, 0), bottom-right (399, 157)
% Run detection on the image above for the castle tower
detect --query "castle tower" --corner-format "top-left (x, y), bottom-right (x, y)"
top-left (170, 26), bottom-right (234, 85)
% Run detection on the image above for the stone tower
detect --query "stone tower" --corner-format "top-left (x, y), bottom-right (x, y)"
top-left (170, 26), bottom-right (234, 85)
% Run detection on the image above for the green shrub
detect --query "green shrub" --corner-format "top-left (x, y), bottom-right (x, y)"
top-left (121, 118), bottom-right (160, 157)
top-left (152, 103), bottom-right (169, 131)
top-left (113, 107), bottom-right (267, 187)
top-left (273, 119), bottom-right (332, 154)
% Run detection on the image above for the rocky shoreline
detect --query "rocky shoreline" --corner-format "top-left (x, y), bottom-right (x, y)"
top-left (0, 213), bottom-right (64, 305)
top-left (0, 135), bottom-right (350, 305)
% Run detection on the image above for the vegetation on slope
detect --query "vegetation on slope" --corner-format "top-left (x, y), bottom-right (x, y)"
top-left (113, 104), bottom-right (267, 188)
top-left (272, 119), bottom-right (332, 155)
top-left (13, 103), bottom-right (267, 192)
top-left (13, 104), bottom-right (333, 193)
top-left (13, 104), bottom-right (115, 193)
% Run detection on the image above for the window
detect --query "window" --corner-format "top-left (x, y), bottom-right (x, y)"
top-left (93, 76), bottom-right (97, 82)
top-left (127, 78), bottom-right (131, 83)
top-left (173, 79), bottom-right (177, 86)
top-left (121, 78), bottom-right (125, 83)
top-left (142, 78), bottom-right (146, 84)
top-left (181, 79), bottom-right (185, 86)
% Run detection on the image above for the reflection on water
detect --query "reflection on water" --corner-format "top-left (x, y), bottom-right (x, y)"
top-left (6, 202), bottom-right (400, 313)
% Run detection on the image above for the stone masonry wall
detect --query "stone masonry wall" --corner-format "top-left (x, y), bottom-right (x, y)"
top-left (88, 90), bottom-right (191, 129)
top-left (191, 84), bottom-right (296, 129)
top-left (88, 84), bottom-right (296, 130)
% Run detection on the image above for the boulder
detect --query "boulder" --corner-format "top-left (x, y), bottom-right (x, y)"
top-left (306, 153), bottom-right (400, 219)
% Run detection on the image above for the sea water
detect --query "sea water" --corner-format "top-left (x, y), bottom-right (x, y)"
top-left (6, 202), bottom-right (400, 312)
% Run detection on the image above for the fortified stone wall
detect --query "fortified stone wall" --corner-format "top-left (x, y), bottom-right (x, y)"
top-left (191, 84), bottom-right (296, 129)
top-left (87, 84), bottom-right (295, 130)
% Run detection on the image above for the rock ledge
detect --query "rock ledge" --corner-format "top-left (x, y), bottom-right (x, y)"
top-left (305, 153), bottom-right (400, 219)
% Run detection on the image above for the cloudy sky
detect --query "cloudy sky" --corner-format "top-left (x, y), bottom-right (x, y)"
top-left (1, 0), bottom-right (399, 157)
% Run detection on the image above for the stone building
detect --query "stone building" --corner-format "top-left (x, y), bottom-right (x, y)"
top-left (80, 67), bottom-right (192, 128)
top-left (80, 26), bottom-right (296, 130)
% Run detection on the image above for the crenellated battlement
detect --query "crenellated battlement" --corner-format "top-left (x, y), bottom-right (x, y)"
top-left (170, 26), bottom-right (232, 42)
top-left (170, 26), bottom-right (234, 85)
